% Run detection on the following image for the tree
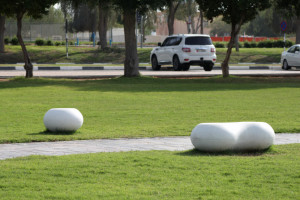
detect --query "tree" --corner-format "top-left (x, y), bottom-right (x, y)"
top-left (175, 0), bottom-right (204, 34)
top-left (195, 0), bottom-right (271, 77)
top-left (275, 0), bottom-right (300, 44)
top-left (96, 1), bottom-right (111, 50)
top-left (112, 0), bottom-right (166, 77)
top-left (1, 0), bottom-right (58, 78)
top-left (166, 0), bottom-right (182, 35)
top-left (71, 3), bottom-right (97, 33)
top-left (0, 14), bottom-right (5, 53)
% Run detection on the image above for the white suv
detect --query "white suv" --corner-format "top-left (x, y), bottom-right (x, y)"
top-left (150, 34), bottom-right (216, 71)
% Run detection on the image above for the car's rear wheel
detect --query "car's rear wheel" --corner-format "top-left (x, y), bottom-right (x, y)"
top-left (173, 56), bottom-right (182, 71)
top-left (203, 63), bottom-right (213, 71)
top-left (151, 55), bottom-right (161, 71)
top-left (283, 60), bottom-right (291, 70)
top-left (182, 64), bottom-right (190, 71)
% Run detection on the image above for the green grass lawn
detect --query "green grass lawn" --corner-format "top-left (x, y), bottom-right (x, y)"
top-left (0, 77), bottom-right (299, 144)
top-left (0, 144), bottom-right (299, 199)
top-left (0, 45), bottom-right (283, 64)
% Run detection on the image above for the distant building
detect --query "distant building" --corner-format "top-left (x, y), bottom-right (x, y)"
top-left (155, 11), bottom-right (211, 36)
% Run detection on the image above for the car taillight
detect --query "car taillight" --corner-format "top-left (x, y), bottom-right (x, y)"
top-left (182, 48), bottom-right (191, 52)
top-left (211, 48), bottom-right (215, 52)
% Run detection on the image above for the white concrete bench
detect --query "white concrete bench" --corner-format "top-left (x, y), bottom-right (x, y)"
top-left (43, 108), bottom-right (83, 132)
top-left (190, 122), bottom-right (275, 152)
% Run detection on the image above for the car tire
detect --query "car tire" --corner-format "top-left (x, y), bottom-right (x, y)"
top-left (203, 63), bottom-right (213, 71)
top-left (173, 56), bottom-right (182, 71)
top-left (151, 55), bottom-right (161, 71)
top-left (283, 60), bottom-right (291, 70)
top-left (182, 64), bottom-right (190, 71)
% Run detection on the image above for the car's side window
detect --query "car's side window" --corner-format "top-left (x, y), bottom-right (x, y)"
top-left (288, 46), bottom-right (296, 53)
top-left (162, 38), bottom-right (170, 47)
top-left (295, 46), bottom-right (300, 52)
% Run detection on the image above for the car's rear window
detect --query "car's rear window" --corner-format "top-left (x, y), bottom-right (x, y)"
top-left (185, 37), bottom-right (212, 45)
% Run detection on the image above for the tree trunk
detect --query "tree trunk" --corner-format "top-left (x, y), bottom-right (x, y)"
top-left (123, 10), bottom-right (140, 77)
top-left (17, 13), bottom-right (33, 78)
top-left (167, 2), bottom-right (180, 36)
top-left (200, 10), bottom-right (204, 34)
top-left (221, 19), bottom-right (243, 78)
top-left (167, 3), bottom-right (175, 35)
top-left (0, 15), bottom-right (5, 53)
top-left (235, 33), bottom-right (239, 52)
top-left (98, 2), bottom-right (108, 50)
top-left (296, 17), bottom-right (300, 44)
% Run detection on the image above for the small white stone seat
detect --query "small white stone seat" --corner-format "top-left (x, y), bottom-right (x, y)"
top-left (43, 108), bottom-right (83, 132)
top-left (190, 122), bottom-right (275, 152)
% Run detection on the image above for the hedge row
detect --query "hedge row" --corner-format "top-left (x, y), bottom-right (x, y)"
top-left (4, 37), bottom-right (74, 46)
top-left (214, 40), bottom-right (294, 48)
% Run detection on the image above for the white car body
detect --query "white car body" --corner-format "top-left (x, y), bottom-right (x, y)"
top-left (150, 34), bottom-right (217, 71)
top-left (281, 44), bottom-right (300, 70)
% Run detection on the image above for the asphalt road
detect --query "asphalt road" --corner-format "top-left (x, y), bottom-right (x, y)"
top-left (1, 65), bottom-right (300, 78)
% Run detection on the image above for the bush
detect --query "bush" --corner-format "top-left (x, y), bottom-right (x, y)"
top-left (61, 41), bottom-right (66, 45)
top-left (244, 42), bottom-right (251, 48)
top-left (273, 40), bottom-right (285, 48)
top-left (215, 42), bottom-right (225, 48)
top-left (4, 37), bottom-right (10, 45)
top-left (250, 42), bottom-right (257, 48)
top-left (35, 39), bottom-right (45, 46)
top-left (69, 41), bottom-right (74, 45)
top-left (10, 37), bottom-right (19, 45)
top-left (55, 41), bottom-right (61, 46)
top-left (285, 40), bottom-right (294, 48)
top-left (257, 40), bottom-right (273, 48)
top-left (46, 40), bottom-right (53, 46)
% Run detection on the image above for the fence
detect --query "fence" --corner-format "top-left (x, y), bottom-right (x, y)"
top-left (211, 36), bottom-right (281, 42)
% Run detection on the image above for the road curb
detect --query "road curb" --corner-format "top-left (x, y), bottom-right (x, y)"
top-left (0, 65), bottom-right (283, 71)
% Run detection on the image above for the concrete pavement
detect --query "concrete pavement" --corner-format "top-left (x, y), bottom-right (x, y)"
top-left (0, 134), bottom-right (299, 160)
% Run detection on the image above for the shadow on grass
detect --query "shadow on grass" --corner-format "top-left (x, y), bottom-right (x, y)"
top-left (1, 76), bottom-right (299, 93)
top-left (176, 146), bottom-right (275, 157)
top-left (29, 130), bottom-right (77, 136)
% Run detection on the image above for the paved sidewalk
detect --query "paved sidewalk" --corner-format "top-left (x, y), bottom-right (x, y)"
top-left (0, 134), bottom-right (299, 160)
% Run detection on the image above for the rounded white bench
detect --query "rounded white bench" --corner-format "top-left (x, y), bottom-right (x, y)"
top-left (190, 122), bottom-right (275, 152)
top-left (43, 108), bottom-right (83, 132)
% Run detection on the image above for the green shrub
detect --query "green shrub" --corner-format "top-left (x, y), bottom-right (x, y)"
top-left (10, 37), bottom-right (19, 45)
top-left (250, 42), bottom-right (257, 48)
top-left (215, 42), bottom-right (225, 48)
top-left (35, 39), bottom-right (45, 46)
top-left (244, 42), bottom-right (251, 48)
top-left (61, 41), bottom-right (66, 45)
top-left (285, 40), bottom-right (294, 48)
top-left (46, 40), bottom-right (53, 46)
top-left (69, 41), bottom-right (74, 45)
top-left (55, 41), bottom-right (61, 46)
top-left (273, 40), bottom-right (285, 48)
top-left (4, 37), bottom-right (10, 45)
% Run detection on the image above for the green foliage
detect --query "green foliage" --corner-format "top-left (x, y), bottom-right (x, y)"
top-left (196, 0), bottom-right (271, 26)
top-left (55, 41), bottom-right (61, 46)
top-left (4, 37), bottom-right (10, 45)
top-left (0, 144), bottom-right (299, 199)
top-left (10, 36), bottom-right (19, 45)
top-left (1, 0), bottom-right (59, 19)
top-left (0, 77), bottom-right (299, 143)
top-left (257, 40), bottom-right (294, 48)
top-left (35, 39), bottom-right (45, 46)
top-left (46, 40), bottom-right (53, 46)
top-left (214, 42), bottom-right (225, 48)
